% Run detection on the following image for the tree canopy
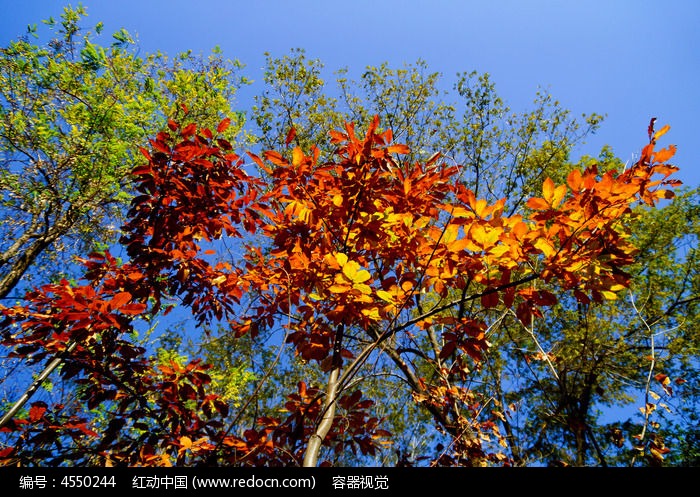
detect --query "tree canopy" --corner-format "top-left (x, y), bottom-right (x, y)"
top-left (0, 8), bottom-right (697, 469)
top-left (0, 4), bottom-right (246, 298)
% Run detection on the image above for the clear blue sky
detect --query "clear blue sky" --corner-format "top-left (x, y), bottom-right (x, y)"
top-left (1, 0), bottom-right (698, 187)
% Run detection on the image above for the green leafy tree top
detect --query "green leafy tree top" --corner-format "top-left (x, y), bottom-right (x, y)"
top-left (0, 4), bottom-right (247, 297)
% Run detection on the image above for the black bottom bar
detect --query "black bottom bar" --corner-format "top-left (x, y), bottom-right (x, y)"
top-left (0, 466), bottom-right (692, 496)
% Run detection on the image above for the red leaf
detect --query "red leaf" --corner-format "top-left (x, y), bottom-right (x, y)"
top-left (481, 290), bottom-right (499, 308)
top-left (182, 123), bottom-right (197, 137)
top-left (439, 341), bottom-right (457, 359)
top-left (29, 403), bottom-right (47, 422)
top-left (120, 303), bottom-right (147, 316)
top-left (110, 292), bottom-right (132, 311)
top-left (285, 127), bottom-right (296, 146)
top-left (217, 117), bottom-right (231, 134)
top-left (647, 117), bottom-right (656, 141)
top-left (654, 373), bottom-right (669, 384)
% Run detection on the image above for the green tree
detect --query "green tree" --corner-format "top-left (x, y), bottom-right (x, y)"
top-left (0, 4), bottom-right (247, 298)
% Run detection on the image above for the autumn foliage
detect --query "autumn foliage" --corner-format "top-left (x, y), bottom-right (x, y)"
top-left (0, 115), bottom-right (679, 466)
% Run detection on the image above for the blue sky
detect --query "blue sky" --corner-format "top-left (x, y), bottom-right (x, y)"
top-left (1, 0), bottom-right (698, 187)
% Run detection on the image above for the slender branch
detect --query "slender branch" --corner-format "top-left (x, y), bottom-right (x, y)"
top-left (629, 290), bottom-right (653, 466)
top-left (0, 340), bottom-right (78, 430)
top-left (337, 272), bottom-right (541, 394)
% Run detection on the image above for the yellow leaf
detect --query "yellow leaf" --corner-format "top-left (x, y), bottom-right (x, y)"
top-left (470, 224), bottom-right (499, 249)
top-left (292, 146), bottom-right (304, 167)
top-left (361, 307), bottom-right (381, 321)
top-left (334, 252), bottom-right (348, 267)
top-left (353, 280), bottom-right (372, 293)
top-left (332, 194), bottom-right (343, 207)
top-left (329, 283), bottom-right (351, 294)
top-left (452, 206), bottom-right (473, 218)
top-left (534, 238), bottom-right (556, 258)
top-left (653, 124), bottom-right (670, 141)
top-left (180, 436), bottom-right (193, 449)
top-left (356, 292), bottom-right (374, 302)
top-left (601, 290), bottom-right (618, 301)
top-left (342, 260), bottom-right (371, 283)
top-left (442, 224), bottom-right (459, 244)
top-left (308, 293), bottom-right (323, 301)
top-left (473, 198), bottom-right (489, 218)
top-left (551, 184), bottom-right (567, 208)
top-left (376, 290), bottom-right (396, 303)
top-left (488, 244), bottom-right (510, 258)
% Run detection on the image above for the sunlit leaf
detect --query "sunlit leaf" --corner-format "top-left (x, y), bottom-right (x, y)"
top-left (292, 146), bottom-right (304, 167)
top-left (653, 123), bottom-right (670, 141)
top-left (652, 145), bottom-right (676, 163)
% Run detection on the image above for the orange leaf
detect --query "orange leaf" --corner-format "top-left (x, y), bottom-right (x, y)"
top-left (292, 147), bottom-right (304, 167)
top-left (263, 150), bottom-right (288, 167)
top-left (566, 169), bottom-right (582, 191)
top-left (247, 152), bottom-right (273, 175)
top-left (640, 143), bottom-right (654, 165)
top-left (542, 178), bottom-right (555, 204)
top-left (652, 145), bottom-right (676, 163)
top-left (328, 283), bottom-right (351, 294)
top-left (329, 129), bottom-right (347, 143)
top-left (180, 436), bottom-right (193, 449)
top-left (526, 197), bottom-right (550, 211)
top-left (387, 144), bottom-right (410, 155)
